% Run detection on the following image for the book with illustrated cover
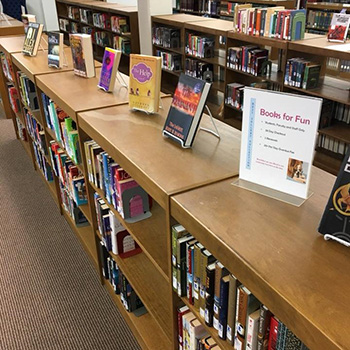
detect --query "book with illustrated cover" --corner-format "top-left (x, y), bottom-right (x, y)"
top-left (98, 47), bottom-right (122, 92)
top-left (22, 22), bottom-right (43, 56)
top-left (69, 34), bottom-right (95, 78)
top-left (318, 148), bottom-right (350, 245)
top-left (163, 73), bottom-right (211, 148)
top-left (21, 14), bottom-right (36, 34)
top-left (327, 12), bottom-right (350, 43)
top-left (48, 32), bottom-right (64, 69)
top-left (129, 54), bottom-right (162, 114)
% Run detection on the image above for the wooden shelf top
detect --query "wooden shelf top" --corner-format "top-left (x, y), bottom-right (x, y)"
top-left (35, 67), bottom-right (127, 120)
top-left (0, 34), bottom-right (48, 54)
top-left (318, 122), bottom-right (350, 144)
top-left (171, 167), bottom-right (350, 350)
top-left (184, 18), bottom-right (235, 36)
top-left (152, 14), bottom-right (215, 27)
top-left (228, 31), bottom-right (289, 49)
top-left (307, 2), bottom-right (350, 10)
top-left (288, 35), bottom-right (350, 61)
top-left (12, 47), bottom-right (76, 82)
top-left (0, 19), bottom-right (24, 36)
top-left (78, 97), bottom-right (241, 209)
top-left (67, 0), bottom-right (138, 14)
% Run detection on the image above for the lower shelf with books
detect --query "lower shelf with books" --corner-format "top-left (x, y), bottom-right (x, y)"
top-left (36, 166), bottom-right (59, 207)
top-left (95, 230), bottom-right (173, 342)
top-left (104, 280), bottom-right (172, 350)
top-left (79, 203), bottom-right (92, 226)
top-left (62, 206), bottom-right (98, 269)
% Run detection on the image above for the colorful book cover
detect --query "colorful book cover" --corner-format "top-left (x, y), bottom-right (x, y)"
top-left (318, 149), bottom-right (350, 245)
top-left (129, 54), bottom-right (162, 114)
top-left (48, 32), bottom-right (63, 68)
top-left (328, 13), bottom-right (350, 43)
top-left (22, 22), bottom-right (43, 56)
top-left (70, 34), bottom-right (86, 76)
top-left (98, 47), bottom-right (121, 92)
top-left (163, 73), bottom-right (211, 148)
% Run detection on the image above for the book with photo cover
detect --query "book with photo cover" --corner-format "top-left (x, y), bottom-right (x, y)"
top-left (22, 22), bottom-right (43, 56)
top-left (318, 148), bottom-right (350, 244)
top-left (162, 73), bottom-right (211, 148)
top-left (48, 32), bottom-right (64, 69)
top-left (327, 12), bottom-right (350, 43)
top-left (98, 47), bottom-right (122, 92)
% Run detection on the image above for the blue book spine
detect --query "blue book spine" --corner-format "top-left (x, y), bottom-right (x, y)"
top-left (218, 277), bottom-right (229, 340)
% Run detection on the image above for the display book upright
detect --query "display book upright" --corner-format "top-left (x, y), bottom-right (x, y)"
top-left (319, 147), bottom-right (350, 247)
top-left (327, 11), bottom-right (350, 43)
top-left (47, 32), bottom-right (64, 69)
top-left (22, 22), bottom-right (44, 57)
top-left (97, 47), bottom-right (122, 92)
top-left (162, 73), bottom-right (211, 148)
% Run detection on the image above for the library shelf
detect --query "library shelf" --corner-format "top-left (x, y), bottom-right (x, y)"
top-left (0, 19), bottom-right (24, 36)
top-left (77, 97), bottom-right (241, 209)
top-left (103, 280), bottom-right (172, 350)
top-left (78, 203), bottom-right (92, 226)
top-left (171, 167), bottom-right (350, 350)
top-left (318, 122), bottom-right (350, 144)
top-left (161, 68), bottom-right (182, 77)
top-left (152, 13), bottom-right (214, 27)
top-left (62, 205), bottom-right (98, 268)
top-left (185, 53), bottom-right (226, 67)
top-left (225, 103), bottom-right (242, 113)
top-left (226, 66), bottom-right (283, 85)
top-left (37, 166), bottom-right (59, 206)
top-left (95, 230), bottom-right (173, 341)
top-left (184, 18), bottom-right (235, 36)
top-left (153, 44), bottom-right (183, 55)
top-left (13, 109), bottom-right (25, 125)
top-left (90, 180), bottom-right (169, 280)
top-left (0, 34), bottom-right (48, 54)
top-left (306, 2), bottom-right (350, 11)
top-left (313, 148), bottom-right (343, 176)
top-left (19, 137), bottom-right (33, 159)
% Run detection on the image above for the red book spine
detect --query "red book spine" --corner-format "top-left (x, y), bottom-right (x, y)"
top-left (187, 245), bottom-right (193, 304)
top-left (268, 316), bottom-right (279, 350)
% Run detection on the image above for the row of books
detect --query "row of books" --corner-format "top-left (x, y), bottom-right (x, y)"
top-left (41, 93), bottom-right (81, 165)
top-left (59, 18), bottom-right (70, 32)
top-left (94, 192), bottom-right (142, 256)
top-left (152, 27), bottom-right (181, 49)
top-left (0, 52), bottom-right (14, 82)
top-left (32, 140), bottom-right (53, 182)
top-left (185, 33), bottom-right (215, 59)
top-left (7, 84), bottom-right (20, 114)
top-left (84, 140), bottom-right (151, 221)
top-left (17, 71), bottom-right (39, 111)
top-left (68, 6), bottom-right (80, 21)
top-left (227, 46), bottom-right (269, 77)
top-left (317, 133), bottom-right (349, 157)
top-left (172, 223), bottom-right (308, 350)
top-left (327, 57), bottom-right (350, 73)
top-left (334, 102), bottom-right (350, 125)
top-left (49, 140), bottom-right (88, 207)
top-left (156, 50), bottom-right (182, 72)
top-left (24, 109), bottom-right (47, 155)
top-left (176, 0), bottom-right (220, 15)
top-left (178, 307), bottom-right (221, 350)
top-left (99, 242), bottom-right (145, 313)
top-left (306, 10), bottom-right (332, 30)
top-left (113, 36), bottom-right (131, 55)
top-left (185, 59), bottom-right (214, 83)
top-left (284, 58), bottom-right (321, 90)
top-left (235, 6), bottom-right (306, 41)
top-left (16, 117), bottom-right (27, 142)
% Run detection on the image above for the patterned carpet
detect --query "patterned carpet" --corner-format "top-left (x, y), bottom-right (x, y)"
top-left (0, 119), bottom-right (141, 350)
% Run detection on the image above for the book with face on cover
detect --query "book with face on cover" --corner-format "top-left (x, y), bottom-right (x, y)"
top-left (162, 73), bottom-right (211, 148)
top-left (69, 33), bottom-right (95, 78)
top-left (48, 32), bottom-right (64, 69)
top-left (328, 12), bottom-right (350, 43)
top-left (98, 47), bottom-right (122, 92)
top-left (21, 14), bottom-right (36, 34)
top-left (128, 54), bottom-right (162, 114)
top-left (22, 22), bottom-right (43, 56)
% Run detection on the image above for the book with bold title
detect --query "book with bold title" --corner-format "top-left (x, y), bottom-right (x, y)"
top-left (129, 54), bottom-right (162, 114)
top-left (48, 32), bottom-right (64, 69)
top-left (318, 148), bottom-right (350, 244)
top-left (22, 22), bottom-right (43, 56)
top-left (98, 47), bottom-right (122, 92)
top-left (69, 34), bottom-right (95, 78)
top-left (162, 73), bottom-right (211, 148)
top-left (327, 12), bottom-right (350, 43)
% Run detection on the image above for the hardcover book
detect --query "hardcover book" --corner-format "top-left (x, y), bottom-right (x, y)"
top-left (327, 13), bottom-right (350, 43)
top-left (98, 47), bottom-right (122, 92)
top-left (70, 34), bottom-right (95, 78)
top-left (318, 148), bottom-right (350, 244)
top-left (22, 22), bottom-right (44, 56)
top-left (129, 54), bottom-right (161, 114)
top-left (162, 73), bottom-right (211, 148)
top-left (48, 32), bottom-right (64, 69)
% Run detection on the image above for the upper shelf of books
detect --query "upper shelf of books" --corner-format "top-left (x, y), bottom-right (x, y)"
top-left (306, 2), bottom-right (350, 11)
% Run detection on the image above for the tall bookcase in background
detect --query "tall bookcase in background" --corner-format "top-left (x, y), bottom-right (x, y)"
top-left (55, 0), bottom-right (140, 74)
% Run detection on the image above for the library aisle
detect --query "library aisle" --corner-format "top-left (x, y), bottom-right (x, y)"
top-left (0, 118), bottom-right (141, 350)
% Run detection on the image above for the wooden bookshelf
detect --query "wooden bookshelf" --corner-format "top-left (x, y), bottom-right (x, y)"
top-left (171, 167), bottom-right (350, 350)
top-left (306, 2), bottom-right (350, 11)
top-left (0, 18), bottom-right (24, 36)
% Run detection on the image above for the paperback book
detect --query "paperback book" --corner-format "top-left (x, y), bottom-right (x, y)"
top-left (162, 73), bottom-right (211, 148)
top-left (327, 12), bottom-right (350, 43)
top-left (98, 47), bottom-right (122, 92)
top-left (129, 54), bottom-right (162, 114)
top-left (21, 14), bottom-right (36, 33)
top-left (22, 22), bottom-right (44, 56)
top-left (70, 33), bottom-right (95, 78)
top-left (48, 32), bottom-right (64, 69)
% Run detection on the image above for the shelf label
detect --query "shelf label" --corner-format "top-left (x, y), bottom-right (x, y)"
top-left (239, 88), bottom-right (322, 199)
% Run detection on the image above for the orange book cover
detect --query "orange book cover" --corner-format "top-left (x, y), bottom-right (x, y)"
top-left (255, 10), bottom-right (261, 36)
top-left (129, 54), bottom-right (161, 114)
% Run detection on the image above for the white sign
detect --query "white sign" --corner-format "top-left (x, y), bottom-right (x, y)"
top-left (239, 88), bottom-right (322, 199)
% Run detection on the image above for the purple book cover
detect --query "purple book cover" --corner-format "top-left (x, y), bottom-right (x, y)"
top-left (98, 48), bottom-right (116, 91)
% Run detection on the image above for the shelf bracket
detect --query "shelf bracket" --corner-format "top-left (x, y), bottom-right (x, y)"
top-left (199, 104), bottom-right (221, 139)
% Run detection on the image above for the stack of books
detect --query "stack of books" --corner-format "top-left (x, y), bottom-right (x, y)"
top-left (185, 33), bottom-right (215, 59)
top-left (156, 50), bottom-right (182, 72)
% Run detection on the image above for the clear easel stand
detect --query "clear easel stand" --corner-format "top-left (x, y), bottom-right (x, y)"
top-left (0, 4), bottom-right (11, 25)
top-left (116, 71), bottom-right (128, 88)
top-left (324, 219), bottom-right (350, 248)
top-left (199, 104), bottom-right (221, 139)
top-left (232, 178), bottom-right (313, 207)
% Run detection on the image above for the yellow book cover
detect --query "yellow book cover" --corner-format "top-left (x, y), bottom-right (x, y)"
top-left (129, 54), bottom-right (161, 113)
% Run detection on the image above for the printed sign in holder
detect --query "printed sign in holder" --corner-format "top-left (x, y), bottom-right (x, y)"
top-left (233, 88), bottom-right (322, 207)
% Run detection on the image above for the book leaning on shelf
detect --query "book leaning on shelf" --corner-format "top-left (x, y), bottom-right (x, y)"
top-left (162, 73), bottom-right (211, 148)
top-left (69, 33), bottom-right (95, 78)
top-left (128, 54), bottom-right (162, 114)
top-left (48, 32), bottom-right (64, 69)
top-left (327, 12), bottom-right (350, 43)
top-left (98, 47), bottom-right (122, 92)
top-left (22, 22), bottom-right (44, 56)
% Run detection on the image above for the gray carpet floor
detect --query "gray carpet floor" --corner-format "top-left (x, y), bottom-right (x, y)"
top-left (0, 118), bottom-right (141, 350)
